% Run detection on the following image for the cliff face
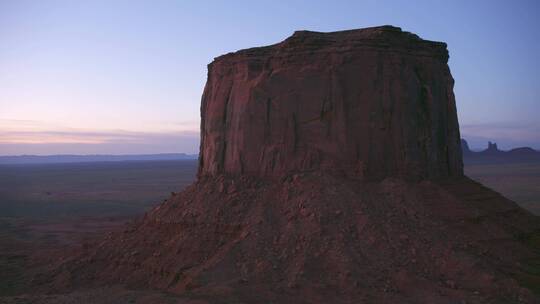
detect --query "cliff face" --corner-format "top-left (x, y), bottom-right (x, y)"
top-left (199, 26), bottom-right (463, 180)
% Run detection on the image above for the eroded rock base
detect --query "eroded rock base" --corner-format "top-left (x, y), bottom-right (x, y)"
top-left (41, 174), bottom-right (540, 303)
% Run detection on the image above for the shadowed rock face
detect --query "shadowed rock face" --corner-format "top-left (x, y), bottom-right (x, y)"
top-left (199, 25), bottom-right (463, 180)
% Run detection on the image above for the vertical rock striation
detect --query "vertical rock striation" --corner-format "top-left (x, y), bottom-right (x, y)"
top-left (199, 25), bottom-right (463, 180)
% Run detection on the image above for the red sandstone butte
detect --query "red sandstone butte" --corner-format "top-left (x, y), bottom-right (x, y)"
top-left (199, 25), bottom-right (463, 180)
top-left (39, 26), bottom-right (539, 304)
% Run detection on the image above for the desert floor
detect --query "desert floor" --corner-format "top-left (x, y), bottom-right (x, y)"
top-left (0, 159), bottom-right (538, 302)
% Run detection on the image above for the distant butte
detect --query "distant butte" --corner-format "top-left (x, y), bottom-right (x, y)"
top-left (41, 26), bottom-right (540, 303)
top-left (462, 138), bottom-right (540, 164)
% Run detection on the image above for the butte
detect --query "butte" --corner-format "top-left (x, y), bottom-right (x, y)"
top-left (44, 26), bottom-right (540, 303)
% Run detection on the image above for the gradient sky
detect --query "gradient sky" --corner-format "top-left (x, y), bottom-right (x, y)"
top-left (1, 0), bottom-right (539, 155)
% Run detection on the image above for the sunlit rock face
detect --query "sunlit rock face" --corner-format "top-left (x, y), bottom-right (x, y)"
top-left (198, 26), bottom-right (463, 180)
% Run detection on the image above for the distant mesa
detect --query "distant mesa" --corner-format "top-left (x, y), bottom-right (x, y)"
top-left (510, 146), bottom-right (538, 155)
top-left (460, 138), bottom-right (472, 155)
top-left (461, 138), bottom-right (540, 164)
top-left (486, 141), bottom-right (499, 153)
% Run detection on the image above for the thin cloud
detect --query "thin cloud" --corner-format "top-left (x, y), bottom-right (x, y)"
top-left (0, 119), bottom-right (201, 155)
top-left (0, 129), bottom-right (199, 144)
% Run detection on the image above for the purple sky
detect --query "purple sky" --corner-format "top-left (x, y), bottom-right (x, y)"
top-left (1, 0), bottom-right (539, 155)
